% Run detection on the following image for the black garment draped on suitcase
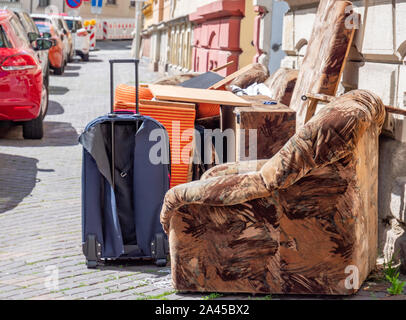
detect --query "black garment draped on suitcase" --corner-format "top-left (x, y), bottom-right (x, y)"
top-left (101, 122), bottom-right (137, 245)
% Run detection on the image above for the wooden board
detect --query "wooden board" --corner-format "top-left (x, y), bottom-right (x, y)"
top-left (208, 64), bottom-right (254, 90)
top-left (140, 99), bottom-right (196, 109)
top-left (179, 72), bottom-right (224, 89)
top-left (179, 61), bottom-right (235, 89)
top-left (210, 60), bottom-right (235, 72)
top-left (148, 84), bottom-right (252, 107)
top-left (289, 0), bottom-right (356, 127)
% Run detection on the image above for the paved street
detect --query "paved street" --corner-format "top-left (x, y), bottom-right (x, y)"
top-left (0, 40), bottom-right (188, 300)
top-left (0, 41), bottom-right (403, 301)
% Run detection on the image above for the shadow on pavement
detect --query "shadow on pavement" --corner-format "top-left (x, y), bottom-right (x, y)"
top-left (46, 101), bottom-right (64, 115)
top-left (92, 260), bottom-right (171, 277)
top-left (97, 40), bottom-right (132, 51)
top-left (0, 153), bottom-right (38, 214)
top-left (0, 121), bottom-right (79, 147)
top-left (49, 86), bottom-right (69, 95)
top-left (65, 65), bottom-right (81, 71)
top-left (60, 72), bottom-right (80, 78)
top-left (79, 58), bottom-right (104, 63)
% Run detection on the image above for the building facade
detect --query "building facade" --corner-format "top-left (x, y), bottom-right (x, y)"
top-left (78, 0), bottom-right (136, 20)
top-left (140, 0), bottom-right (287, 76)
top-left (281, 0), bottom-right (406, 140)
top-left (142, 0), bottom-right (199, 73)
top-left (190, 0), bottom-right (245, 76)
top-left (142, 0), bottom-right (261, 76)
top-left (140, 0), bottom-right (153, 59)
top-left (77, 1), bottom-right (136, 41)
top-left (0, 0), bottom-right (64, 13)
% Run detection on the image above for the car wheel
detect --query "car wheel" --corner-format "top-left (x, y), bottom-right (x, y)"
top-left (23, 112), bottom-right (44, 140)
top-left (54, 61), bottom-right (64, 75)
top-left (54, 67), bottom-right (63, 75)
top-left (23, 84), bottom-right (47, 140)
top-left (23, 115), bottom-right (44, 140)
top-left (83, 53), bottom-right (89, 62)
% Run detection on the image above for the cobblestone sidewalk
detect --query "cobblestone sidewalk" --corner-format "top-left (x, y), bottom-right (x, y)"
top-left (0, 41), bottom-right (404, 301)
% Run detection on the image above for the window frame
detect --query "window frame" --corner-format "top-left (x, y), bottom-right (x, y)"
top-left (9, 16), bottom-right (31, 48)
top-left (38, 0), bottom-right (50, 8)
top-left (0, 25), bottom-right (12, 48)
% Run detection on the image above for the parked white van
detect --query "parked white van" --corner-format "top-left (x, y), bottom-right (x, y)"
top-left (63, 16), bottom-right (90, 61)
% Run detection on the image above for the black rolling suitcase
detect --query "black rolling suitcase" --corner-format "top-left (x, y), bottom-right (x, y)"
top-left (79, 59), bottom-right (170, 268)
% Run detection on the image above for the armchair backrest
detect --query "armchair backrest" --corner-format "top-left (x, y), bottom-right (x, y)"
top-left (260, 90), bottom-right (386, 191)
top-left (288, 0), bottom-right (357, 128)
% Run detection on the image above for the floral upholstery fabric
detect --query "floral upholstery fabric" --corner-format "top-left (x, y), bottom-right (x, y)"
top-left (160, 90), bottom-right (385, 294)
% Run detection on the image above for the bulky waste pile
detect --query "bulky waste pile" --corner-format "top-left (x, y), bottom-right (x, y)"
top-left (152, 62), bottom-right (299, 107)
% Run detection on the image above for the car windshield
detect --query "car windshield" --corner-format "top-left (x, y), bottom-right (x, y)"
top-left (36, 23), bottom-right (51, 34)
top-left (61, 19), bottom-right (69, 32)
top-left (65, 19), bottom-right (82, 31)
top-left (9, 16), bottom-right (31, 46)
top-left (32, 17), bottom-right (46, 23)
top-left (65, 19), bottom-right (74, 30)
top-left (24, 13), bottom-right (40, 33)
top-left (15, 13), bottom-right (31, 33)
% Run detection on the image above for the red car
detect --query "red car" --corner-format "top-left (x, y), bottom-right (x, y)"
top-left (0, 10), bottom-right (52, 139)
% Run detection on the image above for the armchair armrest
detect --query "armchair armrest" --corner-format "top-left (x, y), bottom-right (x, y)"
top-left (201, 160), bottom-right (269, 180)
top-left (160, 172), bottom-right (271, 233)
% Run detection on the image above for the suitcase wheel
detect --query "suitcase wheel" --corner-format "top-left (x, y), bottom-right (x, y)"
top-left (86, 260), bottom-right (98, 269)
top-left (83, 235), bottom-right (101, 269)
top-left (155, 259), bottom-right (167, 267)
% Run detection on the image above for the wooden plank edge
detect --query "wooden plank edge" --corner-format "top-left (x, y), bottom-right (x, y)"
top-left (210, 60), bottom-right (235, 73)
top-left (148, 93), bottom-right (252, 107)
top-left (304, 93), bottom-right (406, 116)
top-left (208, 64), bottom-right (254, 90)
top-left (140, 99), bottom-right (196, 109)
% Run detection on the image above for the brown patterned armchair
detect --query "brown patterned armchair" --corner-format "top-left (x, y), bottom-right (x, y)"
top-left (160, 90), bottom-right (386, 295)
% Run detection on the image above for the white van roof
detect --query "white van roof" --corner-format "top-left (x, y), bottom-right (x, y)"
top-left (63, 16), bottom-right (83, 21)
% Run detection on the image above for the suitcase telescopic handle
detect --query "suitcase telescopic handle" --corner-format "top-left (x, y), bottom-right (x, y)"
top-left (109, 59), bottom-right (140, 115)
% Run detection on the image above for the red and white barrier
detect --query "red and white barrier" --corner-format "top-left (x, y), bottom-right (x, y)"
top-left (96, 22), bottom-right (104, 40)
top-left (89, 24), bottom-right (96, 50)
top-left (86, 18), bottom-right (135, 42)
top-left (84, 22), bottom-right (97, 51)
top-left (97, 19), bottom-right (135, 40)
top-left (103, 21), bottom-right (108, 40)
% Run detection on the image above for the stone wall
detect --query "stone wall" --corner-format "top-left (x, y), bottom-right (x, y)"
top-left (282, 0), bottom-right (406, 269)
top-left (281, 0), bottom-right (406, 140)
top-left (379, 137), bottom-right (406, 271)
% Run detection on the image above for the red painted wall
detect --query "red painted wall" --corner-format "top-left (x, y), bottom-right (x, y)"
top-left (189, 0), bottom-right (245, 76)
